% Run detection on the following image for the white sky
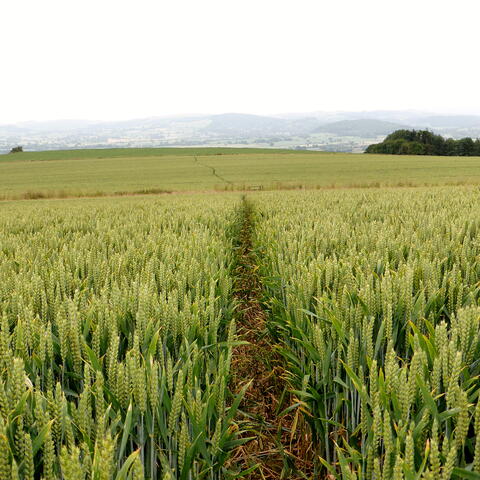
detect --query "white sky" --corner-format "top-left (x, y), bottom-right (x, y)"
top-left (1, 0), bottom-right (479, 123)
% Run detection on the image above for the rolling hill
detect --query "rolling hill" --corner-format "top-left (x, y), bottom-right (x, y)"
top-left (314, 119), bottom-right (409, 137)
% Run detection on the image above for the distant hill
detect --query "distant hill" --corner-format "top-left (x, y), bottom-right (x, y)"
top-left (205, 113), bottom-right (288, 134)
top-left (413, 115), bottom-right (480, 129)
top-left (3, 111), bottom-right (480, 153)
top-left (314, 119), bottom-right (409, 137)
top-left (15, 119), bottom-right (97, 132)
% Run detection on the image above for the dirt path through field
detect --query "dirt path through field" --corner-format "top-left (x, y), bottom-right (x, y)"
top-left (228, 197), bottom-right (313, 479)
top-left (193, 155), bottom-right (234, 186)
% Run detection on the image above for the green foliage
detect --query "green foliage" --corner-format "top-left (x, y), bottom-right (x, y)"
top-left (9, 146), bottom-right (23, 154)
top-left (366, 129), bottom-right (480, 156)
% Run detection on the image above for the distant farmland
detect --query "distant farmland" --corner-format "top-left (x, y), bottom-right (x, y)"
top-left (1, 147), bottom-right (480, 200)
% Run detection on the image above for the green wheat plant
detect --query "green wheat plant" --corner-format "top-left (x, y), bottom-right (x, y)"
top-left (254, 187), bottom-right (480, 479)
top-left (0, 194), bottom-right (245, 479)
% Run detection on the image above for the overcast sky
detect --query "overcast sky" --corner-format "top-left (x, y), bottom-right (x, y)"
top-left (1, 0), bottom-right (479, 123)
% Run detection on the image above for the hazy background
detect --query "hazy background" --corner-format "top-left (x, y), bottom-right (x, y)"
top-left (2, 0), bottom-right (480, 153)
top-left (1, 0), bottom-right (480, 124)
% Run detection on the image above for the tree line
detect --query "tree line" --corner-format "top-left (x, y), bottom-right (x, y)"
top-left (365, 130), bottom-right (480, 156)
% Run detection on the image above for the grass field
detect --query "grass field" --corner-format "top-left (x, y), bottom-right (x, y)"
top-left (1, 147), bottom-right (480, 199)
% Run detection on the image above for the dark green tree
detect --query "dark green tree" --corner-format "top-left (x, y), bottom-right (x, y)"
top-left (366, 130), bottom-right (480, 156)
top-left (457, 137), bottom-right (475, 156)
